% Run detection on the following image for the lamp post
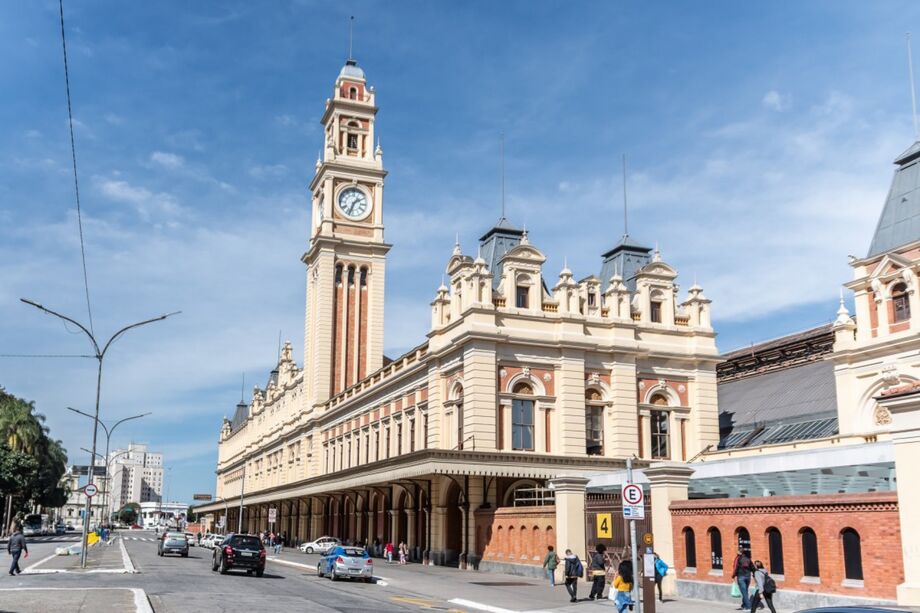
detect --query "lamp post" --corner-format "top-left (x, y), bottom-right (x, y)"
top-left (80, 447), bottom-right (131, 524)
top-left (20, 297), bottom-right (178, 568)
top-left (214, 497), bottom-right (230, 534)
top-left (67, 408), bottom-right (150, 523)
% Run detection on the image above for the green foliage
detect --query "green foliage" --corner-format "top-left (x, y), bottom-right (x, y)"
top-left (119, 501), bottom-right (140, 525)
top-left (0, 387), bottom-right (69, 512)
top-left (186, 505), bottom-right (198, 522)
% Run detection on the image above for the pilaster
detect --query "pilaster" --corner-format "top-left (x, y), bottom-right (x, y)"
top-left (644, 463), bottom-right (694, 598)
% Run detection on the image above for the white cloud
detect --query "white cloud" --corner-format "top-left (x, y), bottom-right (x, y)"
top-left (150, 151), bottom-right (185, 169)
top-left (248, 163), bottom-right (288, 179)
top-left (95, 177), bottom-right (183, 221)
top-left (762, 90), bottom-right (791, 112)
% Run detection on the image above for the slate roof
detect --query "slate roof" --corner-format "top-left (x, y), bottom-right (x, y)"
top-left (867, 140), bottom-right (920, 257)
top-left (479, 217), bottom-right (524, 289)
top-left (598, 234), bottom-right (652, 292)
top-left (230, 401), bottom-right (249, 433)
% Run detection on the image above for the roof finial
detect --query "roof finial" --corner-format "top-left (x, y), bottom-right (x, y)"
top-left (909, 33), bottom-right (919, 139)
top-left (453, 232), bottom-right (461, 255)
top-left (240, 372), bottom-right (245, 404)
top-left (348, 16), bottom-right (355, 61)
top-left (500, 132), bottom-right (506, 221)
top-left (621, 153), bottom-right (629, 238)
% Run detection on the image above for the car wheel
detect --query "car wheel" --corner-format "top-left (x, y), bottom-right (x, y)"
top-left (331, 567), bottom-right (338, 581)
top-left (306, 547), bottom-right (314, 554)
top-left (211, 556), bottom-right (218, 571)
top-left (219, 556), bottom-right (228, 575)
top-left (247, 569), bottom-right (253, 575)
top-left (182, 552), bottom-right (188, 558)
top-left (365, 577), bottom-right (373, 583)
top-left (316, 562), bottom-right (324, 578)
top-left (256, 567), bottom-right (264, 578)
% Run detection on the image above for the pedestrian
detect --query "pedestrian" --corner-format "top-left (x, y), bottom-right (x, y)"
top-left (274, 534), bottom-right (283, 555)
top-left (542, 545), bottom-right (560, 586)
top-left (7, 524), bottom-right (28, 576)
top-left (563, 549), bottom-right (583, 603)
top-left (587, 543), bottom-right (608, 601)
top-left (399, 541), bottom-right (407, 564)
top-left (385, 541), bottom-right (394, 564)
top-left (612, 560), bottom-right (634, 613)
top-left (750, 560), bottom-right (777, 613)
top-left (653, 553), bottom-right (669, 603)
top-left (731, 546), bottom-right (753, 611)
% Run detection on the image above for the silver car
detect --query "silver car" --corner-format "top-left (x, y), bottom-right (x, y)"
top-left (158, 531), bottom-right (189, 557)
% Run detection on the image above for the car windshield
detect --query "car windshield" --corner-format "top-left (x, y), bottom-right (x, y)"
top-left (341, 547), bottom-right (365, 557)
top-left (166, 533), bottom-right (185, 539)
top-left (231, 536), bottom-right (261, 549)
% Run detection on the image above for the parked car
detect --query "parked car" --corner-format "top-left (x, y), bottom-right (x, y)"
top-left (65, 523), bottom-right (74, 531)
top-left (316, 545), bottom-right (373, 582)
top-left (184, 532), bottom-right (197, 546)
top-left (212, 533), bottom-right (265, 576)
top-left (299, 536), bottom-right (341, 554)
top-left (158, 532), bottom-right (189, 557)
top-left (202, 534), bottom-right (223, 549)
top-left (55, 524), bottom-right (66, 535)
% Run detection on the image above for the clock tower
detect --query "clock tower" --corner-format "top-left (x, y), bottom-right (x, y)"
top-left (303, 57), bottom-right (390, 408)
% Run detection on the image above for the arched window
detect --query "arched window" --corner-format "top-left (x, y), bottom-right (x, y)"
top-left (737, 527), bottom-right (751, 558)
top-left (842, 528), bottom-right (863, 581)
top-left (650, 300), bottom-right (663, 323)
top-left (454, 386), bottom-right (465, 451)
top-left (360, 267), bottom-right (368, 287)
top-left (515, 284), bottom-right (530, 308)
top-left (801, 528), bottom-right (820, 577)
top-left (349, 86), bottom-right (358, 100)
top-left (511, 382), bottom-right (534, 451)
top-left (335, 263), bottom-right (343, 285)
top-left (649, 396), bottom-right (670, 459)
top-left (893, 282), bottom-right (911, 323)
top-left (767, 527), bottom-right (784, 576)
top-left (347, 265), bottom-right (356, 286)
top-left (709, 527), bottom-right (723, 570)
top-left (585, 389), bottom-right (604, 456)
top-left (683, 527), bottom-right (697, 568)
top-left (347, 133), bottom-right (358, 150)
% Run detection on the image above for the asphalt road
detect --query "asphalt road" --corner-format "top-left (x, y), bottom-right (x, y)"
top-left (2, 531), bottom-right (458, 612)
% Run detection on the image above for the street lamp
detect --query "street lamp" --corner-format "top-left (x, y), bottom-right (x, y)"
top-left (214, 497), bottom-right (231, 534)
top-left (67, 407), bottom-right (150, 522)
top-left (79, 447), bottom-right (131, 525)
top-left (20, 297), bottom-right (178, 568)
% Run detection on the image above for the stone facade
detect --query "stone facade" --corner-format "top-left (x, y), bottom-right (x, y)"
top-left (199, 56), bottom-right (720, 573)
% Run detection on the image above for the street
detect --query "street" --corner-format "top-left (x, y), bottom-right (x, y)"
top-left (0, 531), bottom-right (750, 613)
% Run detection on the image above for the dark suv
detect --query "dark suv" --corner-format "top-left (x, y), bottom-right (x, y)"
top-left (212, 533), bottom-right (266, 576)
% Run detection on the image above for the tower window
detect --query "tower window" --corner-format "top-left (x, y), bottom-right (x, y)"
top-left (587, 292), bottom-right (596, 307)
top-left (349, 86), bottom-right (357, 100)
top-left (335, 264), bottom-right (343, 285)
top-left (360, 267), bottom-right (368, 287)
top-left (515, 285), bottom-right (530, 309)
top-left (650, 300), bottom-right (662, 323)
top-left (893, 283), bottom-right (910, 322)
top-left (347, 133), bottom-right (358, 150)
top-left (347, 266), bottom-right (355, 286)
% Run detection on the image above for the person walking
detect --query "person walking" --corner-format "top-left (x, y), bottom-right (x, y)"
top-left (731, 546), bottom-right (753, 611)
top-left (384, 541), bottom-right (394, 564)
top-left (612, 559), bottom-right (634, 613)
top-left (7, 524), bottom-right (27, 576)
top-left (653, 553), bottom-right (669, 603)
top-left (587, 543), bottom-right (608, 601)
top-left (563, 549), bottom-right (583, 603)
top-left (750, 561), bottom-right (777, 613)
top-left (542, 545), bottom-right (560, 586)
top-left (398, 541), bottom-right (407, 564)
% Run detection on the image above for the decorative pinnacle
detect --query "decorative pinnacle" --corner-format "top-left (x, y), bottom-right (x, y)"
top-left (453, 233), bottom-right (462, 255)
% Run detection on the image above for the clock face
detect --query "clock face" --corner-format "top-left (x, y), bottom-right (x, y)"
top-left (337, 187), bottom-right (369, 219)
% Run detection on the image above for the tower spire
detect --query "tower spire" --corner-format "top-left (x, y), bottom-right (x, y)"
top-left (908, 33), bottom-right (919, 139)
top-left (348, 16), bottom-right (355, 61)
top-left (500, 132), bottom-right (506, 221)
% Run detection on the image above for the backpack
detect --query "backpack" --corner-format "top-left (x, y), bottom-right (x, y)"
top-left (655, 558), bottom-right (669, 577)
top-left (763, 573), bottom-right (777, 595)
top-left (575, 558), bottom-right (584, 578)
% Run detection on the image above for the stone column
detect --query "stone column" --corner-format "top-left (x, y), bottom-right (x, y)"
top-left (644, 463), bottom-right (694, 598)
top-left (389, 510), bottom-right (398, 546)
top-left (549, 476), bottom-right (589, 585)
top-left (459, 505), bottom-right (469, 569)
top-left (406, 509), bottom-right (417, 550)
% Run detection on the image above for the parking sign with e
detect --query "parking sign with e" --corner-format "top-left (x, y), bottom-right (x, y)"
top-left (623, 483), bottom-right (643, 505)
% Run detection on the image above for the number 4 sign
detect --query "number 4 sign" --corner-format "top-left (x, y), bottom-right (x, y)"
top-left (596, 513), bottom-right (612, 538)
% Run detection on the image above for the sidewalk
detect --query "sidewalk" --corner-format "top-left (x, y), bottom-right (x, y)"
top-left (23, 537), bottom-right (135, 574)
top-left (266, 548), bottom-right (752, 613)
top-left (0, 587), bottom-right (152, 613)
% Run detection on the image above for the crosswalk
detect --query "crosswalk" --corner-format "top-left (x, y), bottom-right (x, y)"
top-left (22, 535), bottom-right (81, 543)
top-left (124, 536), bottom-right (158, 543)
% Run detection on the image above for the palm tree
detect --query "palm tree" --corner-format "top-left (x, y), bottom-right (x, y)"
top-left (0, 393), bottom-right (42, 454)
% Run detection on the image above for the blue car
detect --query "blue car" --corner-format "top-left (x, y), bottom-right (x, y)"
top-left (316, 545), bottom-right (374, 582)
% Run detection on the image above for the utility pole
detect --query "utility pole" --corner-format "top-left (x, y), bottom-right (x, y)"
top-left (626, 457), bottom-right (641, 613)
top-left (20, 298), bottom-right (178, 567)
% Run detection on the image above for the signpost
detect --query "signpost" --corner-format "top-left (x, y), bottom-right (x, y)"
top-left (625, 458), bottom-right (641, 613)
top-left (82, 483), bottom-right (98, 498)
top-left (193, 494), bottom-right (213, 501)
top-left (268, 507), bottom-right (277, 525)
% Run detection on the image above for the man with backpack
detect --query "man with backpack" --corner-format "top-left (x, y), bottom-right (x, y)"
top-left (542, 545), bottom-right (560, 586)
top-left (563, 549), bottom-right (583, 603)
top-left (731, 546), bottom-right (753, 610)
top-left (750, 560), bottom-right (776, 613)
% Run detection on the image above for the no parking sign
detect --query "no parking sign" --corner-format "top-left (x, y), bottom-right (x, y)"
top-left (622, 483), bottom-right (645, 519)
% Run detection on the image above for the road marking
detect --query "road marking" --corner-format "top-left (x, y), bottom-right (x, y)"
top-left (448, 599), bottom-right (554, 613)
top-left (119, 536), bottom-right (137, 573)
top-left (22, 552), bottom-right (57, 573)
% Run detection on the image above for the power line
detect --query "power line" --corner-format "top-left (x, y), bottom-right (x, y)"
top-left (59, 0), bottom-right (94, 337)
top-left (0, 354), bottom-right (94, 359)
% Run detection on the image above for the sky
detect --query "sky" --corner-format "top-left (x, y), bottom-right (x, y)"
top-left (2, 1), bottom-right (920, 505)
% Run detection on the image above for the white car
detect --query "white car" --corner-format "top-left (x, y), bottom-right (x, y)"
top-left (185, 532), bottom-right (197, 546)
top-left (202, 534), bottom-right (224, 549)
top-left (299, 536), bottom-right (340, 554)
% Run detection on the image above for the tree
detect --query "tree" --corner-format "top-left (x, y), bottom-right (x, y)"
top-left (119, 502), bottom-right (140, 526)
top-left (186, 506), bottom-right (198, 523)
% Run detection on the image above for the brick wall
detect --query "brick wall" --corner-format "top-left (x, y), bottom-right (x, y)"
top-left (474, 505), bottom-right (556, 566)
top-left (670, 492), bottom-right (902, 600)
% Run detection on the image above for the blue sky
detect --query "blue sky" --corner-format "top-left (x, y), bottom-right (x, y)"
top-left (2, 1), bottom-right (920, 505)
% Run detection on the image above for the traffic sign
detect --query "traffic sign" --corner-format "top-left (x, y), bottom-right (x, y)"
top-left (623, 484), bottom-right (644, 505)
top-left (268, 507), bottom-right (277, 523)
top-left (596, 513), bottom-right (612, 538)
top-left (193, 494), bottom-right (213, 501)
top-left (83, 483), bottom-right (98, 497)
top-left (622, 483), bottom-right (645, 519)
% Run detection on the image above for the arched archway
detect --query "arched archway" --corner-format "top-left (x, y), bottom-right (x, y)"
top-left (443, 480), bottom-right (464, 566)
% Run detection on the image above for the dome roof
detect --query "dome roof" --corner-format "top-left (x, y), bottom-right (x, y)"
top-left (339, 59), bottom-right (365, 80)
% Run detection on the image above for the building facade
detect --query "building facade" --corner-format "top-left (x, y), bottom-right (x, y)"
top-left (58, 466), bottom-right (108, 529)
top-left (108, 443), bottom-right (164, 517)
top-left (198, 57), bottom-right (721, 571)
